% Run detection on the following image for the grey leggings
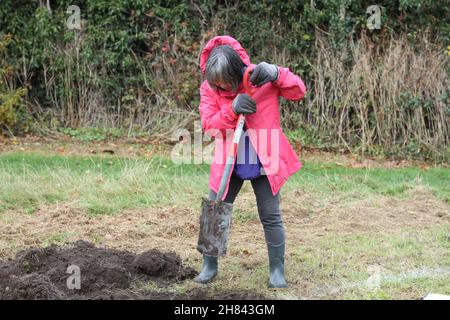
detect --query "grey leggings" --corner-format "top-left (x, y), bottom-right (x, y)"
top-left (209, 172), bottom-right (285, 247)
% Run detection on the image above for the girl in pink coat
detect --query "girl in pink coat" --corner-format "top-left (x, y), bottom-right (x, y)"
top-left (194, 35), bottom-right (306, 288)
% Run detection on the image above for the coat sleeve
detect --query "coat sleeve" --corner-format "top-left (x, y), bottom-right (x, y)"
top-left (273, 66), bottom-right (307, 101)
top-left (199, 81), bottom-right (238, 137)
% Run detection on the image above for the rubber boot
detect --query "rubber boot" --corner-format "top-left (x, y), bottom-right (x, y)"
top-left (193, 255), bottom-right (218, 284)
top-left (267, 243), bottom-right (287, 288)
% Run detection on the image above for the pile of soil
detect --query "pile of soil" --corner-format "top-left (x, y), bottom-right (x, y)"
top-left (0, 240), bottom-right (265, 300)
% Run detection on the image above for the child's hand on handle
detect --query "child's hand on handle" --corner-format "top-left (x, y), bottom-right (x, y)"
top-left (250, 62), bottom-right (279, 86)
top-left (232, 93), bottom-right (256, 114)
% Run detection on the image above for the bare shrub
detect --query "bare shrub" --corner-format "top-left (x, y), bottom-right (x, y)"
top-left (299, 32), bottom-right (449, 157)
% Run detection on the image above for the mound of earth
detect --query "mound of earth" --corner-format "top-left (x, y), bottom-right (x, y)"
top-left (0, 240), bottom-right (265, 300)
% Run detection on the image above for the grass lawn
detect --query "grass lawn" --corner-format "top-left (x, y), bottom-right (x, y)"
top-left (0, 150), bottom-right (449, 299)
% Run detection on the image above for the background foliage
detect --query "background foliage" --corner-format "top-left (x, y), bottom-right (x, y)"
top-left (0, 0), bottom-right (448, 160)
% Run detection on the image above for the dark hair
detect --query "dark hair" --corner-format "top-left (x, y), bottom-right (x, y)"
top-left (205, 45), bottom-right (245, 91)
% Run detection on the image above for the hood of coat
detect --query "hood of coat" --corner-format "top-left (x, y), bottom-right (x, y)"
top-left (199, 35), bottom-right (251, 76)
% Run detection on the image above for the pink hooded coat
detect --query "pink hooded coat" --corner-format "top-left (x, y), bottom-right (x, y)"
top-left (199, 36), bottom-right (306, 199)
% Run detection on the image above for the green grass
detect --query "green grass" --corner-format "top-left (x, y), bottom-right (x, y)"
top-left (0, 152), bottom-right (448, 215)
top-left (285, 161), bottom-right (450, 203)
top-left (0, 152), bottom-right (209, 215)
top-left (295, 227), bottom-right (450, 280)
top-left (309, 227), bottom-right (450, 299)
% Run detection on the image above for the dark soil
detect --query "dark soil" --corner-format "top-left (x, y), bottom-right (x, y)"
top-left (0, 240), bottom-right (266, 300)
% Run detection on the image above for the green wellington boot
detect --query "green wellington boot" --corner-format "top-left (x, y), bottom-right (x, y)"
top-left (193, 255), bottom-right (218, 284)
top-left (267, 243), bottom-right (287, 288)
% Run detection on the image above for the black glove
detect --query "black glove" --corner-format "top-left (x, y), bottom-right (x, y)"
top-left (232, 94), bottom-right (256, 114)
top-left (250, 62), bottom-right (279, 87)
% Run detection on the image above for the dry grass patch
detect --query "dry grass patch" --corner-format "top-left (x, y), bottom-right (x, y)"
top-left (283, 186), bottom-right (450, 237)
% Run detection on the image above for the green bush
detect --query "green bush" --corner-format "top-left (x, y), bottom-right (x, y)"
top-left (0, 35), bottom-right (27, 134)
top-left (0, 1), bottom-right (448, 159)
top-left (1, 1), bottom-right (447, 115)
